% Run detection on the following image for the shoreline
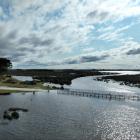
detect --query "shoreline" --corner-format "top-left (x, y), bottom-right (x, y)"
top-left (0, 86), bottom-right (49, 94)
top-left (10, 69), bottom-right (103, 85)
top-left (100, 74), bottom-right (140, 88)
top-left (1, 71), bottom-right (140, 94)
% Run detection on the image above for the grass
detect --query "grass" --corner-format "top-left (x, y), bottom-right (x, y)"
top-left (0, 89), bottom-right (22, 94)
top-left (0, 75), bottom-right (55, 90)
top-left (0, 81), bottom-right (44, 89)
top-left (0, 82), bottom-right (55, 90)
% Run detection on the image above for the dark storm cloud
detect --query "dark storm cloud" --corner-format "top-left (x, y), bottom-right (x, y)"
top-left (6, 30), bottom-right (17, 40)
top-left (21, 54), bottom-right (109, 67)
top-left (65, 59), bottom-right (78, 64)
top-left (87, 10), bottom-right (98, 18)
top-left (17, 47), bottom-right (36, 53)
top-left (0, 28), bottom-right (63, 65)
top-left (87, 10), bottom-right (109, 20)
top-left (0, 29), bottom-right (18, 56)
top-left (10, 52), bottom-right (26, 62)
top-left (0, 30), bottom-right (30, 62)
top-left (19, 60), bottom-right (48, 68)
top-left (19, 35), bottom-right (54, 47)
top-left (126, 48), bottom-right (140, 55)
top-left (80, 55), bottom-right (109, 63)
top-left (0, 38), bottom-right (10, 50)
top-left (45, 25), bottom-right (67, 34)
top-left (27, 60), bottom-right (45, 65)
top-left (64, 54), bottom-right (109, 64)
top-left (0, 35), bottom-right (13, 56)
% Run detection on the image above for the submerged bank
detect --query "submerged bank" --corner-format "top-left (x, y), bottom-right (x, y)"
top-left (101, 74), bottom-right (140, 88)
top-left (0, 86), bottom-right (47, 93)
top-left (10, 69), bottom-right (103, 85)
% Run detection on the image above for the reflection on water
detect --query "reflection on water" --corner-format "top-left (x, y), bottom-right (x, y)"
top-left (0, 92), bottom-right (140, 140)
top-left (100, 70), bottom-right (140, 75)
top-left (69, 75), bottom-right (140, 96)
top-left (1, 71), bottom-right (140, 140)
top-left (12, 76), bottom-right (33, 81)
top-left (0, 93), bottom-right (11, 96)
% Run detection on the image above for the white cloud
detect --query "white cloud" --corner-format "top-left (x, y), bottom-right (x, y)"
top-left (0, 0), bottom-right (140, 68)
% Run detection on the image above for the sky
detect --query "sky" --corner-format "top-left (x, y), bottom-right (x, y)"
top-left (0, 0), bottom-right (140, 69)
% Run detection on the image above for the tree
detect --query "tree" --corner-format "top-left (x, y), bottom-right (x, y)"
top-left (0, 58), bottom-right (12, 72)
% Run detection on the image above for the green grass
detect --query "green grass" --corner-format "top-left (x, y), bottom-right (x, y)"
top-left (0, 81), bottom-right (42, 88)
top-left (0, 75), bottom-right (57, 91)
top-left (0, 89), bottom-right (23, 94)
top-left (0, 82), bottom-right (54, 90)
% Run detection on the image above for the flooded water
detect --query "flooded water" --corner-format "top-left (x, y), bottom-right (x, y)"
top-left (100, 70), bottom-right (140, 75)
top-left (0, 71), bottom-right (140, 140)
top-left (67, 70), bottom-right (140, 96)
top-left (0, 92), bottom-right (140, 140)
top-left (12, 76), bottom-right (33, 81)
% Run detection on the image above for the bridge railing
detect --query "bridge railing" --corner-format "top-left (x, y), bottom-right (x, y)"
top-left (57, 88), bottom-right (140, 101)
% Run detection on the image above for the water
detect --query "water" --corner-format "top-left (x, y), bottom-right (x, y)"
top-left (100, 70), bottom-right (140, 75)
top-left (0, 71), bottom-right (140, 140)
top-left (68, 76), bottom-right (140, 96)
top-left (12, 76), bottom-right (33, 81)
top-left (43, 83), bottom-right (61, 88)
top-left (0, 92), bottom-right (140, 140)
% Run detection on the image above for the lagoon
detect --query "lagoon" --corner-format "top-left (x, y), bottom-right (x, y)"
top-left (1, 71), bottom-right (140, 140)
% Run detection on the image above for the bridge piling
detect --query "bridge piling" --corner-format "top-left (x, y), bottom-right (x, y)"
top-left (57, 89), bottom-right (140, 101)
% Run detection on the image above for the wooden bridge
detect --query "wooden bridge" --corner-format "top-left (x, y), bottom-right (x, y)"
top-left (57, 89), bottom-right (140, 101)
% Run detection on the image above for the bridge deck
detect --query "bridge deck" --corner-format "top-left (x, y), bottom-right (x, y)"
top-left (57, 89), bottom-right (140, 101)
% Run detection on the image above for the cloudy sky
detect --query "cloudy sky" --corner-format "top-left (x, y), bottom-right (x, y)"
top-left (0, 0), bottom-right (140, 69)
